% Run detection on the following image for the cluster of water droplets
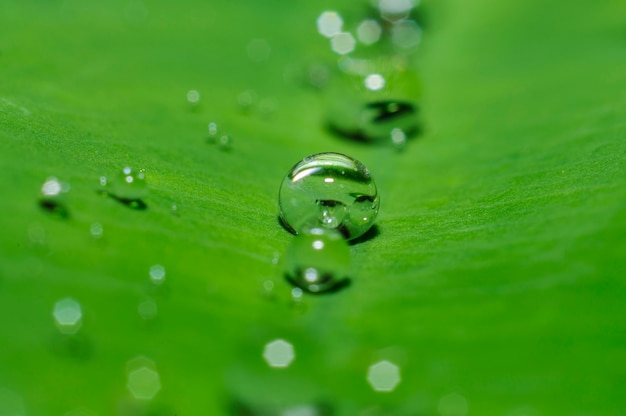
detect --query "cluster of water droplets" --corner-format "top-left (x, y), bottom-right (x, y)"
top-left (277, 152), bottom-right (379, 295)
top-left (314, 0), bottom-right (425, 149)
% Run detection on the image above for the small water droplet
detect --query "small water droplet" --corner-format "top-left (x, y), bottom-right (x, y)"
top-left (284, 227), bottom-right (351, 294)
top-left (89, 222), bottom-right (103, 239)
top-left (279, 152), bottom-right (379, 240)
top-left (187, 89), bottom-right (200, 104)
top-left (330, 32), bottom-right (356, 55)
top-left (208, 122), bottom-right (218, 136)
top-left (53, 297), bottom-right (83, 335)
top-left (138, 298), bottom-right (158, 320)
top-left (39, 177), bottom-right (70, 218)
top-left (357, 19), bottom-right (382, 45)
top-left (391, 19), bottom-right (422, 50)
top-left (126, 356), bottom-right (161, 400)
top-left (217, 134), bottom-right (233, 151)
top-left (149, 264), bottom-right (166, 285)
top-left (366, 360), bottom-right (402, 392)
top-left (262, 339), bottom-right (295, 368)
top-left (104, 167), bottom-right (148, 209)
top-left (364, 73), bottom-right (386, 91)
top-left (317, 11), bottom-right (343, 38)
top-left (237, 90), bottom-right (257, 111)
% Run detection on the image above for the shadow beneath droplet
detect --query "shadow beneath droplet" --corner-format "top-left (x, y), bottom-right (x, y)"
top-left (278, 215), bottom-right (297, 235)
top-left (50, 332), bottom-right (93, 361)
top-left (38, 199), bottom-right (70, 218)
top-left (285, 273), bottom-right (351, 295)
top-left (97, 190), bottom-right (147, 210)
top-left (349, 224), bottom-right (380, 246)
top-left (326, 120), bottom-right (422, 145)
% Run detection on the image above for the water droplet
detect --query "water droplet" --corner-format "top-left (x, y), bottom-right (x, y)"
top-left (391, 19), bottom-right (422, 50)
top-left (291, 287), bottom-right (303, 300)
top-left (317, 11), bottom-right (343, 38)
top-left (216, 134), bottom-right (233, 151)
top-left (357, 19), bottom-right (382, 45)
top-left (149, 264), bottom-right (166, 285)
top-left (208, 122), bottom-right (218, 136)
top-left (379, 0), bottom-right (415, 22)
top-left (90, 222), bottom-right (103, 239)
top-left (284, 227), bottom-right (351, 294)
top-left (365, 73), bottom-right (386, 91)
top-left (39, 176), bottom-right (70, 217)
top-left (53, 297), bottom-right (83, 335)
top-left (237, 89), bottom-right (257, 111)
top-left (126, 356), bottom-right (162, 400)
top-left (390, 127), bottom-right (407, 150)
top-left (279, 152), bottom-right (379, 240)
top-left (138, 298), bottom-right (158, 320)
top-left (105, 167), bottom-right (148, 209)
top-left (331, 32), bottom-right (356, 55)
top-left (329, 99), bottom-right (419, 143)
top-left (262, 339), bottom-right (295, 368)
top-left (186, 89), bottom-right (200, 104)
top-left (366, 360), bottom-right (401, 392)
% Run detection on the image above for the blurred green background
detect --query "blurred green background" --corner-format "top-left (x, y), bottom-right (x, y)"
top-left (1, 0), bottom-right (626, 415)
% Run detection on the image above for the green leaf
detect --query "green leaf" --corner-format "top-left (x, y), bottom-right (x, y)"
top-left (1, 0), bottom-right (625, 414)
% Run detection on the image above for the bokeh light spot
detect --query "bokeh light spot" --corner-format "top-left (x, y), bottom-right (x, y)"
top-left (366, 360), bottom-right (401, 392)
top-left (262, 339), bottom-right (295, 368)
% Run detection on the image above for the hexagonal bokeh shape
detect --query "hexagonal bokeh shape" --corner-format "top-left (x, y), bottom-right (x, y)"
top-left (317, 11), bottom-right (343, 38)
top-left (126, 366), bottom-right (161, 400)
top-left (366, 360), bottom-right (401, 392)
top-left (53, 297), bottom-right (83, 335)
top-left (262, 339), bottom-right (295, 368)
top-left (330, 32), bottom-right (356, 55)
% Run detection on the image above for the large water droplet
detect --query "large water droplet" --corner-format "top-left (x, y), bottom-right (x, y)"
top-left (279, 152), bottom-right (379, 240)
top-left (283, 227), bottom-right (351, 294)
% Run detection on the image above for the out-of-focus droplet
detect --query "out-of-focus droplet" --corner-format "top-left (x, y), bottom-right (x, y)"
top-left (149, 264), bottom-right (166, 285)
top-left (366, 360), bottom-right (401, 392)
top-left (53, 297), bottom-right (83, 335)
top-left (126, 356), bottom-right (162, 400)
top-left (331, 32), bottom-right (356, 55)
top-left (284, 227), bottom-right (351, 294)
top-left (262, 339), bottom-right (295, 368)
top-left (391, 19), bottom-right (422, 50)
top-left (317, 11), bottom-right (343, 38)
top-left (90, 222), bottom-right (103, 239)
top-left (138, 298), bottom-right (158, 320)
top-left (39, 176), bottom-right (70, 217)
top-left (379, 0), bottom-right (415, 22)
top-left (365, 73), bottom-right (386, 91)
top-left (187, 89), bottom-right (200, 104)
top-left (357, 19), bottom-right (383, 45)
